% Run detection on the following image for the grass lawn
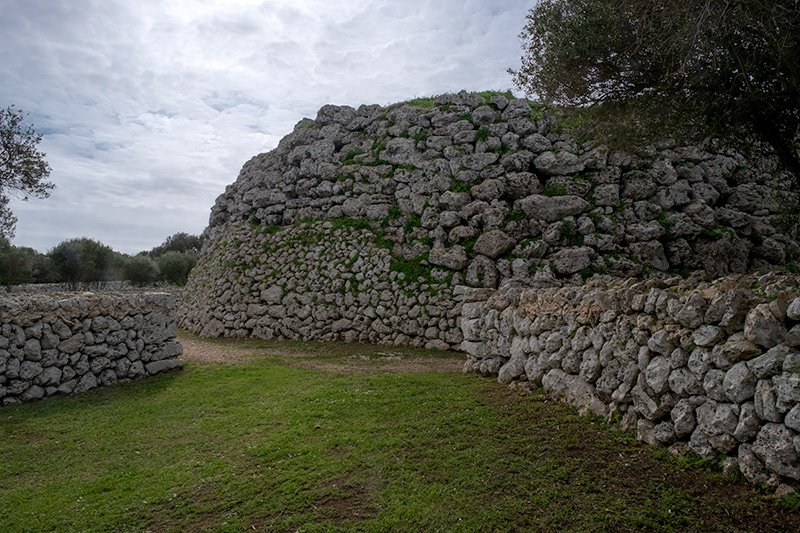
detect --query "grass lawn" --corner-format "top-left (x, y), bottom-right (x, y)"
top-left (1, 335), bottom-right (799, 532)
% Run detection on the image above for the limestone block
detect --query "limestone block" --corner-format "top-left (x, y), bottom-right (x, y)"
top-left (671, 398), bottom-right (699, 435)
top-left (744, 303), bottom-right (787, 349)
top-left (753, 424), bottom-right (800, 480)
top-left (550, 247), bottom-right (594, 275)
top-left (465, 256), bottom-right (499, 288)
top-left (18, 361), bottom-right (43, 381)
top-left (473, 231), bottom-right (516, 260)
top-left (754, 379), bottom-right (783, 423)
top-left (542, 368), bottom-right (608, 417)
top-left (784, 404), bottom-right (800, 432)
top-left (533, 151), bottom-right (584, 177)
top-left (722, 362), bottom-right (757, 403)
top-left (748, 345), bottom-right (792, 379)
top-left (738, 444), bottom-right (770, 485)
top-left (74, 372), bottom-right (98, 394)
top-left (630, 241), bottom-right (669, 271)
top-left (734, 402), bottom-right (761, 443)
top-left (720, 333), bottom-right (761, 363)
top-left (787, 297), bottom-right (800, 321)
top-left (668, 367), bottom-right (704, 396)
top-left (515, 194), bottom-right (590, 223)
top-left (645, 356), bottom-right (671, 395)
top-left (57, 334), bottom-right (85, 355)
top-left (703, 369), bottom-right (728, 401)
top-left (696, 400), bottom-right (739, 453)
top-left (498, 351), bottom-right (527, 384)
top-left (145, 359), bottom-right (185, 375)
top-left (774, 373), bottom-right (800, 413)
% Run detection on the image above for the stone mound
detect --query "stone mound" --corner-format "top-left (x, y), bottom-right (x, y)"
top-left (180, 90), bottom-right (799, 347)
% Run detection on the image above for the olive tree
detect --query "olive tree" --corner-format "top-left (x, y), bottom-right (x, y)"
top-left (48, 237), bottom-right (120, 290)
top-left (510, 0), bottom-right (800, 176)
top-left (0, 106), bottom-right (54, 238)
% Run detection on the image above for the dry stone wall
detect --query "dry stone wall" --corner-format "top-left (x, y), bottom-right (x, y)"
top-left (460, 272), bottom-right (800, 488)
top-left (179, 220), bottom-right (463, 349)
top-left (0, 292), bottom-right (184, 406)
top-left (182, 91), bottom-right (799, 346)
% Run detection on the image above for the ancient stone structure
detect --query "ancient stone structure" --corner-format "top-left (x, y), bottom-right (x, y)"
top-left (0, 291), bottom-right (183, 406)
top-left (179, 91), bottom-right (800, 488)
top-left (460, 272), bottom-right (800, 488)
top-left (181, 91), bottom-right (798, 346)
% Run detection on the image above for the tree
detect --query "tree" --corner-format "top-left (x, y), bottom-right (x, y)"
top-left (148, 232), bottom-right (203, 257)
top-left (122, 254), bottom-right (160, 287)
top-left (0, 106), bottom-right (54, 238)
top-left (48, 238), bottom-right (121, 290)
top-left (0, 238), bottom-right (55, 288)
top-left (0, 237), bottom-right (34, 288)
top-left (156, 250), bottom-right (197, 286)
top-left (510, 0), bottom-right (800, 176)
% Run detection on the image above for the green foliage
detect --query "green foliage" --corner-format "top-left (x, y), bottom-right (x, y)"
top-left (541, 182), bottom-right (567, 197)
top-left (122, 254), bottom-right (160, 287)
top-left (476, 126), bottom-right (490, 142)
top-left (450, 178), bottom-right (471, 193)
top-left (479, 90), bottom-right (514, 103)
top-left (558, 221), bottom-right (583, 246)
top-left (510, 1), bottom-right (800, 178)
top-left (0, 106), bottom-right (54, 239)
top-left (155, 251), bottom-right (197, 286)
top-left (403, 213), bottom-right (422, 233)
top-left (528, 100), bottom-right (549, 120)
top-left (406, 96), bottom-right (435, 108)
top-left (147, 232), bottom-right (203, 257)
top-left (656, 215), bottom-right (677, 232)
top-left (262, 224), bottom-right (282, 235)
top-left (343, 148), bottom-right (365, 164)
top-left (0, 238), bottom-right (35, 287)
top-left (463, 236), bottom-right (479, 255)
top-left (413, 129), bottom-right (429, 146)
top-left (1, 339), bottom-right (795, 532)
top-left (505, 210), bottom-right (527, 224)
top-left (48, 237), bottom-right (122, 289)
top-left (330, 217), bottom-right (372, 232)
top-left (699, 227), bottom-right (725, 241)
top-left (390, 253), bottom-right (433, 283)
top-left (0, 237), bottom-right (57, 287)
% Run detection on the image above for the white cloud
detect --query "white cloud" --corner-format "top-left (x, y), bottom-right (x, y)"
top-left (1, 0), bottom-right (531, 254)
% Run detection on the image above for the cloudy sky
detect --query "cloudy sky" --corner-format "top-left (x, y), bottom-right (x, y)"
top-left (0, 0), bottom-right (532, 255)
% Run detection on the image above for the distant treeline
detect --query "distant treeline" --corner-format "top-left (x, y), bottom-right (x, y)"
top-left (0, 232), bottom-right (203, 289)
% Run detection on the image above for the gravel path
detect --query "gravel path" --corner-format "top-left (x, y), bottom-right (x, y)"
top-left (177, 331), bottom-right (466, 374)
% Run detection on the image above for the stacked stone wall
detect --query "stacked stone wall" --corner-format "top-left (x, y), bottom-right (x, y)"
top-left (179, 220), bottom-right (463, 348)
top-left (0, 292), bottom-right (183, 406)
top-left (182, 91), bottom-right (799, 344)
top-left (460, 272), bottom-right (800, 488)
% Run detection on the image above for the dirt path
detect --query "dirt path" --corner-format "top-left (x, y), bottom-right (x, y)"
top-left (177, 331), bottom-right (467, 374)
